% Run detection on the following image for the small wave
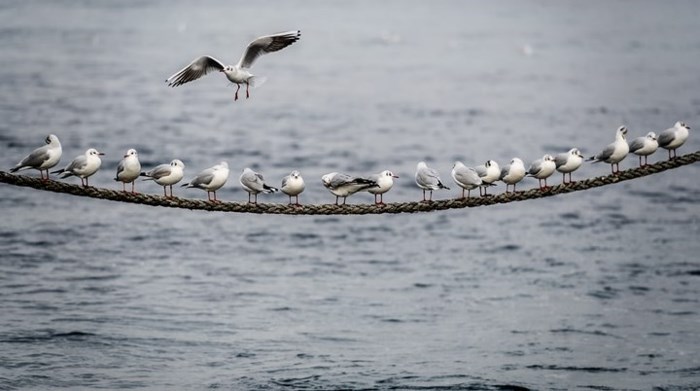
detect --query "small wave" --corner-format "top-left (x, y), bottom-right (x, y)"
top-left (526, 364), bottom-right (626, 373)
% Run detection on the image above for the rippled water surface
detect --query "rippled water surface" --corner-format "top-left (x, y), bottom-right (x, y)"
top-left (2, 1), bottom-right (700, 390)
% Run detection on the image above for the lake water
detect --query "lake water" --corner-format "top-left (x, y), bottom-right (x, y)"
top-left (1, 1), bottom-right (700, 389)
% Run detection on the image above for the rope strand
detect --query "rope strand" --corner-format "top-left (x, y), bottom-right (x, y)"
top-left (2, 151), bottom-right (698, 215)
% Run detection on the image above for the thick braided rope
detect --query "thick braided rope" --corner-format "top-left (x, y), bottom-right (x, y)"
top-left (1, 151), bottom-right (698, 215)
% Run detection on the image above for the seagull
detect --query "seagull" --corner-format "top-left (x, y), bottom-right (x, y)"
top-left (10, 134), bottom-right (62, 180)
top-left (239, 167), bottom-right (278, 204)
top-left (499, 158), bottom-right (526, 193)
top-left (475, 160), bottom-right (500, 196)
top-left (141, 159), bottom-right (185, 198)
top-left (51, 148), bottom-right (104, 187)
top-left (657, 121), bottom-right (690, 159)
top-left (114, 148), bottom-right (141, 193)
top-left (281, 170), bottom-right (305, 206)
top-left (415, 161), bottom-right (449, 202)
top-left (554, 148), bottom-right (584, 184)
top-left (165, 30), bottom-right (301, 101)
top-left (183, 161), bottom-right (230, 202)
top-left (367, 170), bottom-right (399, 205)
top-left (322, 172), bottom-right (378, 205)
top-left (451, 161), bottom-right (482, 199)
top-left (628, 132), bottom-right (658, 167)
top-left (587, 126), bottom-right (629, 174)
top-left (528, 154), bottom-right (556, 190)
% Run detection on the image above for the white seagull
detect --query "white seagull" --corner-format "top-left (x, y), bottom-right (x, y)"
top-left (239, 167), bottom-right (278, 204)
top-left (528, 154), bottom-right (556, 190)
top-left (587, 126), bottom-right (629, 174)
top-left (183, 161), bottom-right (230, 202)
top-left (451, 161), bottom-right (482, 199)
top-left (554, 148), bottom-right (584, 184)
top-left (141, 159), bottom-right (185, 198)
top-left (367, 170), bottom-right (399, 205)
top-left (166, 30), bottom-right (301, 101)
top-left (657, 121), bottom-right (690, 159)
top-left (281, 170), bottom-right (305, 206)
top-left (114, 148), bottom-right (141, 193)
top-left (10, 134), bottom-right (62, 180)
top-left (499, 158), bottom-right (526, 193)
top-left (52, 148), bottom-right (104, 187)
top-left (475, 160), bottom-right (500, 196)
top-left (415, 162), bottom-right (450, 202)
top-left (628, 132), bottom-right (658, 167)
top-left (322, 172), bottom-right (378, 205)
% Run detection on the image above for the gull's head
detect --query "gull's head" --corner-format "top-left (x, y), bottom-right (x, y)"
top-left (87, 148), bottom-right (104, 157)
top-left (417, 161), bottom-right (428, 170)
top-left (46, 134), bottom-right (60, 145)
top-left (617, 126), bottom-right (628, 139)
top-left (171, 159), bottom-right (185, 169)
top-left (218, 161), bottom-right (229, 169)
top-left (570, 148), bottom-right (583, 158)
top-left (676, 121), bottom-right (690, 130)
top-left (510, 158), bottom-right (523, 166)
top-left (321, 172), bottom-right (337, 186)
top-left (289, 170), bottom-right (301, 179)
top-left (124, 148), bottom-right (138, 158)
top-left (646, 132), bottom-right (657, 140)
top-left (381, 170), bottom-right (399, 179)
top-left (543, 154), bottom-right (555, 162)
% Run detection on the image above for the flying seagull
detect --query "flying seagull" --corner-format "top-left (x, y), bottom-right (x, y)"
top-left (166, 30), bottom-right (301, 101)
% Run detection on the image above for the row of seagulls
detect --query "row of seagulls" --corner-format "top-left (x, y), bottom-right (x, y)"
top-left (165, 30), bottom-right (301, 101)
top-left (7, 121), bottom-right (691, 204)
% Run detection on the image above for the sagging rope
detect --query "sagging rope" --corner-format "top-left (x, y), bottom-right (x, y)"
top-left (1, 150), bottom-right (699, 215)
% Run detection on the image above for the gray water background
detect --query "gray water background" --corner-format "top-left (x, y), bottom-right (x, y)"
top-left (1, 1), bottom-right (700, 389)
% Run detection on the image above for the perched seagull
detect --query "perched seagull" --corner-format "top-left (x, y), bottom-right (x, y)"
top-left (415, 161), bottom-right (449, 202)
top-left (475, 160), bottom-right (500, 196)
top-left (657, 121), bottom-right (690, 159)
top-left (239, 167), bottom-right (278, 204)
top-left (281, 170), bottom-right (305, 205)
top-left (451, 161), bottom-right (482, 199)
top-left (141, 159), bottom-right (185, 198)
top-left (183, 161), bottom-right (230, 202)
top-left (528, 154), bottom-right (556, 190)
top-left (628, 132), bottom-right (658, 167)
top-left (114, 148), bottom-right (141, 193)
top-left (587, 126), bottom-right (629, 174)
top-left (554, 148), bottom-right (584, 184)
top-left (10, 134), bottom-right (62, 180)
top-left (367, 170), bottom-right (399, 205)
top-left (166, 30), bottom-right (301, 101)
top-left (322, 172), bottom-right (378, 205)
top-left (52, 148), bottom-right (104, 187)
top-left (499, 158), bottom-right (526, 193)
